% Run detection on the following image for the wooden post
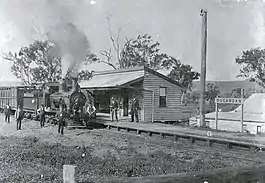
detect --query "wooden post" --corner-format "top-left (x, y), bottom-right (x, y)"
top-left (36, 87), bottom-right (39, 115)
top-left (63, 165), bottom-right (76, 183)
top-left (241, 88), bottom-right (244, 133)
top-left (215, 97), bottom-right (218, 130)
top-left (199, 9), bottom-right (208, 127)
top-left (43, 84), bottom-right (46, 107)
top-left (152, 91), bottom-right (154, 122)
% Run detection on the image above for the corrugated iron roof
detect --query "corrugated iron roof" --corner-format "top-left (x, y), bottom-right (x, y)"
top-left (79, 67), bottom-right (144, 89)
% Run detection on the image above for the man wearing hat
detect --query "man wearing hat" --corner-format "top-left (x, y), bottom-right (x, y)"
top-left (110, 96), bottom-right (119, 122)
top-left (130, 95), bottom-right (139, 122)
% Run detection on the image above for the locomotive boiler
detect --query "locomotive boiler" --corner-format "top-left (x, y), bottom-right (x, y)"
top-left (50, 77), bottom-right (91, 126)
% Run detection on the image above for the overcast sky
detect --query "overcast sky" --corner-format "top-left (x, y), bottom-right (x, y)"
top-left (0, 0), bottom-right (264, 82)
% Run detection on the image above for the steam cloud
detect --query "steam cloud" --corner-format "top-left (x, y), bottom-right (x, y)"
top-left (48, 22), bottom-right (90, 78)
top-left (0, 0), bottom-right (92, 79)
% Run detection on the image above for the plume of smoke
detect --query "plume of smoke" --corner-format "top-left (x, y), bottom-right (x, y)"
top-left (48, 22), bottom-right (90, 78)
top-left (0, 0), bottom-right (92, 79)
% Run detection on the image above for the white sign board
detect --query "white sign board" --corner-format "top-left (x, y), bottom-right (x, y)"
top-left (215, 98), bottom-right (244, 104)
top-left (63, 165), bottom-right (76, 183)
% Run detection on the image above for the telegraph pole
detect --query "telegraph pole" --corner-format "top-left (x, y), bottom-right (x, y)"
top-left (199, 9), bottom-right (208, 127)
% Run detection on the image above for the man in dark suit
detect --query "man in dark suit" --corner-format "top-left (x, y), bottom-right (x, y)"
top-left (57, 106), bottom-right (66, 135)
top-left (110, 97), bottom-right (119, 122)
top-left (130, 95), bottom-right (139, 122)
top-left (15, 105), bottom-right (23, 130)
top-left (38, 104), bottom-right (46, 127)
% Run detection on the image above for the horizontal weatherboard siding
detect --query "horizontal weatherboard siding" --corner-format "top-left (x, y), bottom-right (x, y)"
top-left (143, 69), bottom-right (183, 122)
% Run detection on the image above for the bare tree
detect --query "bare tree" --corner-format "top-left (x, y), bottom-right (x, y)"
top-left (31, 19), bottom-right (48, 41)
top-left (100, 13), bottom-right (130, 69)
top-left (100, 49), bottom-right (116, 69)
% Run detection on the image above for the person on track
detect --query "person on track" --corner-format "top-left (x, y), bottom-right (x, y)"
top-left (15, 105), bottom-right (23, 130)
top-left (4, 103), bottom-right (11, 123)
top-left (38, 104), bottom-right (46, 128)
top-left (57, 106), bottom-right (66, 135)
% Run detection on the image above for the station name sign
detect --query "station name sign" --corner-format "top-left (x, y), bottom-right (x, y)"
top-left (215, 98), bottom-right (244, 104)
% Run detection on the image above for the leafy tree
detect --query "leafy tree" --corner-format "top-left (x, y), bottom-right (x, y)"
top-left (167, 59), bottom-right (200, 91)
top-left (4, 40), bottom-right (61, 85)
top-left (3, 40), bottom-right (96, 85)
top-left (102, 16), bottom-right (200, 89)
top-left (188, 91), bottom-right (200, 103)
top-left (103, 29), bottom-right (200, 90)
top-left (119, 34), bottom-right (174, 70)
top-left (236, 48), bottom-right (265, 88)
top-left (120, 34), bottom-right (200, 90)
top-left (205, 83), bottom-right (220, 108)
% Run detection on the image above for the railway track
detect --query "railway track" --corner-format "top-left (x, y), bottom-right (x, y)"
top-left (93, 128), bottom-right (265, 183)
top-left (106, 127), bottom-right (265, 164)
top-left (105, 123), bottom-right (265, 152)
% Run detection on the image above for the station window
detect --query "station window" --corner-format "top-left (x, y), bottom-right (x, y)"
top-left (159, 87), bottom-right (167, 107)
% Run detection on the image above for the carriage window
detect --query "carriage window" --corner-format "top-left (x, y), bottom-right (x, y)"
top-left (159, 87), bottom-right (167, 107)
top-left (257, 126), bottom-right (261, 133)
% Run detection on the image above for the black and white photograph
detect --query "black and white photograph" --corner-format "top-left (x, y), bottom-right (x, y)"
top-left (0, 0), bottom-right (265, 182)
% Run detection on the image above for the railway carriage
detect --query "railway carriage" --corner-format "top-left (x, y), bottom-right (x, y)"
top-left (0, 85), bottom-right (25, 114)
top-left (0, 79), bottom-right (95, 127)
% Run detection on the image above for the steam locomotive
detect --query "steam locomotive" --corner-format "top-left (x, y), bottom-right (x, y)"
top-left (0, 78), bottom-right (95, 127)
top-left (49, 77), bottom-right (95, 126)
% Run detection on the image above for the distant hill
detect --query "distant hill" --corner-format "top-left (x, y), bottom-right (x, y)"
top-left (192, 79), bottom-right (264, 95)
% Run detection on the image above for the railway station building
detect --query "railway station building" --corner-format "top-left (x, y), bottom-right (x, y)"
top-left (79, 66), bottom-right (184, 123)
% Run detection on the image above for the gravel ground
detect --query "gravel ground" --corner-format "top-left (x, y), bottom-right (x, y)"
top-left (0, 115), bottom-right (265, 183)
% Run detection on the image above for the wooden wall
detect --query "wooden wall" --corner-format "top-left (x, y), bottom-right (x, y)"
top-left (143, 69), bottom-right (183, 122)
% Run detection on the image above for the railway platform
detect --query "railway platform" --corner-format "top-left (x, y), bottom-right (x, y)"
top-left (102, 120), bottom-right (265, 151)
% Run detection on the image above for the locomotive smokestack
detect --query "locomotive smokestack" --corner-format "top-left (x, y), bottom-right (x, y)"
top-left (59, 78), bottom-right (67, 92)
top-left (72, 77), bottom-right (78, 92)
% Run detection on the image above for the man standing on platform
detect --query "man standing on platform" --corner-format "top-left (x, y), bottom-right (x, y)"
top-left (110, 97), bottom-right (119, 122)
top-left (130, 95), bottom-right (139, 123)
top-left (4, 103), bottom-right (11, 123)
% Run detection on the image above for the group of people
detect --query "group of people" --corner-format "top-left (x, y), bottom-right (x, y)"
top-left (2, 102), bottom-right (65, 134)
top-left (2, 94), bottom-right (140, 133)
top-left (3, 103), bottom-right (24, 130)
top-left (110, 95), bottom-right (140, 123)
